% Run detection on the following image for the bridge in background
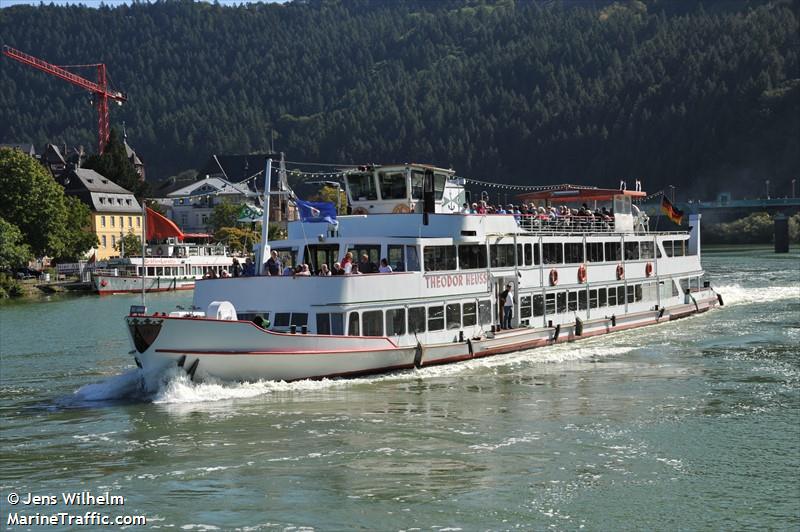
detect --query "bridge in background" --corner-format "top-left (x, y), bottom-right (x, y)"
top-left (642, 193), bottom-right (800, 223)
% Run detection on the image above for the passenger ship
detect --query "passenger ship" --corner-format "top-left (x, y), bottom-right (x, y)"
top-left (127, 163), bottom-right (721, 383)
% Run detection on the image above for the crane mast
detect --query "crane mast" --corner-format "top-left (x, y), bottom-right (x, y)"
top-left (2, 45), bottom-right (127, 154)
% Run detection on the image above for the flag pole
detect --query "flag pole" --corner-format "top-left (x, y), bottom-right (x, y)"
top-left (141, 197), bottom-right (147, 305)
top-left (257, 158), bottom-right (272, 275)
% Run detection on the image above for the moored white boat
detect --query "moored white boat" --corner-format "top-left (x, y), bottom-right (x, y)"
top-left (126, 162), bottom-right (722, 384)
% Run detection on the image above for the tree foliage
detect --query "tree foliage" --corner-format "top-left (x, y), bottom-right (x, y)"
top-left (702, 212), bottom-right (800, 244)
top-left (0, 147), bottom-right (95, 260)
top-left (0, 1), bottom-right (798, 198)
top-left (0, 216), bottom-right (32, 270)
top-left (115, 231), bottom-right (142, 257)
top-left (209, 200), bottom-right (243, 233)
top-left (213, 226), bottom-right (260, 254)
top-left (82, 129), bottom-right (149, 197)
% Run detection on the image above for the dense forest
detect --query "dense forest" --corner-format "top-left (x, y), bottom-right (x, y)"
top-left (0, 0), bottom-right (797, 199)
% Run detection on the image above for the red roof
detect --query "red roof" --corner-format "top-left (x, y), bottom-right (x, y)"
top-left (517, 185), bottom-right (646, 203)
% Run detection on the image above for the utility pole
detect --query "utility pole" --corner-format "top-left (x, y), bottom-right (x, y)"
top-left (765, 180), bottom-right (770, 200)
top-left (668, 185), bottom-right (676, 203)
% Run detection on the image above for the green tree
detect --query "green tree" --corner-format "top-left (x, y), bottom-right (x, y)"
top-left (213, 226), bottom-right (260, 254)
top-left (56, 196), bottom-right (98, 262)
top-left (209, 200), bottom-right (243, 233)
top-left (83, 129), bottom-right (149, 197)
top-left (115, 230), bottom-right (142, 257)
top-left (0, 217), bottom-right (32, 270)
top-left (311, 185), bottom-right (347, 214)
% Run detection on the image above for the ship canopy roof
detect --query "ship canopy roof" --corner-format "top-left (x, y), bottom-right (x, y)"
top-left (517, 185), bottom-right (646, 204)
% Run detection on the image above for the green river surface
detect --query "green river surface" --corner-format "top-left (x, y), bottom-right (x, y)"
top-left (1, 246), bottom-right (798, 531)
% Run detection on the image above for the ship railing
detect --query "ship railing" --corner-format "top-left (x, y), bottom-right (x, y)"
top-left (517, 214), bottom-right (616, 234)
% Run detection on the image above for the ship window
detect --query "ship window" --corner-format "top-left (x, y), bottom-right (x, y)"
top-left (533, 294), bottom-right (544, 317)
top-left (459, 244), bottom-right (487, 269)
top-left (608, 286), bottom-right (617, 306)
top-left (408, 170), bottom-right (424, 199)
top-left (567, 291), bottom-right (578, 312)
top-left (624, 242), bottom-right (640, 261)
top-left (348, 173), bottom-right (377, 201)
top-left (290, 313), bottom-right (308, 327)
top-left (617, 286), bottom-right (626, 305)
top-left (362, 310), bottom-right (383, 336)
top-left (579, 290), bottom-right (587, 310)
top-left (463, 302), bottom-right (477, 326)
top-left (428, 306), bottom-right (444, 331)
top-left (605, 242), bottom-right (621, 261)
top-left (490, 244), bottom-right (515, 267)
top-left (478, 300), bottom-right (492, 325)
top-left (564, 243), bottom-right (584, 264)
top-left (640, 241), bottom-right (655, 259)
top-left (589, 289), bottom-right (598, 309)
top-left (405, 245), bottom-right (420, 271)
top-left (586, 242), bottom-right (604, 263)
top-left (424, 246), bottom-right (456, 271)
top-left (316, 313), bottom-right (331, 335)
top-left (434, 173), bottom-right (447, 200)
top-left (626, 285), bottom-right (635, 304)
top-left (599, 287), bottom-right (607, 307)
top-left (674, 240), bottom-right (686, 256)
top-left (388, 245), bottom-right (405, 272)
top-left (378, 171), bottom-right (407, 200)
top-left (524, 243), bottom-right (533, 266)
top-left (516, 244), bottom-right (523, 266)
top-left (274, 313), bottom-right (290, 327)
top-left (304, 244), bottom-right (340, 273)
top-left (273, 248), bottom-right (297, 269)
top-left (385, 308), bottom-right (406, 336)
top-left (347, 245), bottom-right (380, 265)
top-left (556, 292), bottom-right (567, 313)
top-left (543, 243), bottom-right (563, 264)
top-left (520, 295), bottom-right (532, 319)
top-left (348, 312), bottom-right (360, 336)
top-left (545, 293), bottom-right (556, 315)
top-left (446, 304), bottom-right (461, 330)
top-left (635, 284), bottom-right (643, 302)
top-left (409, 307), bottom-right (426, 333)
top-left (316, 313), bottom-right (344, 335)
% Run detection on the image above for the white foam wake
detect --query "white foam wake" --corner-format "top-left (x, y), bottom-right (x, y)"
top-left (71, 368), bottom-right (145, 403)
top-left (712, 283), bottom-right (799, 306)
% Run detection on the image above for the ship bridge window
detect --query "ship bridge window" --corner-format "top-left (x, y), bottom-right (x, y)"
top-left (409, 307), bottom-right (426, 333)
top-left (624, 242), bottom-right (640, 261)
top-left (273, 248), bottom-right (298, 270)
top-left (388, 245), bottom-right (406, 272)
top-left (385, 308), bottom-right (406, 336)
top-left (378, 171), bottom-right (407, 200)
top-left (459, 244), bottom-right (487, 269)
top-left (564, 243), bottom-right (584, 264)
top-left (434, 174), bottom-right (447, 200)
top-left (304, 244), bottom-right (340, 273)
top-left (411, 170), bottom-right (425, 199)
top-left (347, 245), bottom-right (380, 266)
top-left (348, 173), bottom-right (378, 201)
top-left (490, 244), bottom-right (515, 267)
top-left (586, 243), bottom-right (604, 263)
top-left (362, 311), bottom-right (383, 336)
top-left (543, 243), bottom-right (563, 264)
top-left (605, 242), bottom-right (622, 262)
top-left (424, 246), bottom-right (456, 271)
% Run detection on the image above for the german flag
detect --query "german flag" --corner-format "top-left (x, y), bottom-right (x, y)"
top-left (661, 195), bottom-right (684, 225)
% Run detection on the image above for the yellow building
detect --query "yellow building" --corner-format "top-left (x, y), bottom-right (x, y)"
top-left (62, 169), bottom-right (142, 260)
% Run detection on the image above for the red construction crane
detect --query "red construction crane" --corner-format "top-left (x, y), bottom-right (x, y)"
top-left (2, 44), bottom-right (127, 154)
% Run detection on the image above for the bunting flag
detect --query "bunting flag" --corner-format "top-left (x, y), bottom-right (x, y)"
top-left (660, 195), bottom-right (684, 225)
top-left (295, 199), bottom-right (338, 225)
top-left (146, 207), bottom-right (184, 241)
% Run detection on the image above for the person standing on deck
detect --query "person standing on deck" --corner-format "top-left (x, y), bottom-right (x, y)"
top-left (502, 283), bottom-right (514, 330)
top-left (265, 250), bottom-right (281, 276)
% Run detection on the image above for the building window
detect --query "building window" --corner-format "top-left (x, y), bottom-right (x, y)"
top-left (99, 197), bottom-right (105, 204)
top-left (101, 215), bottom-right (106, 227)
top-left (111, 235), bottom-right (116, 248)
top-left (120, 216), bottom-right (124, 228)
top-left (102, 235), bottom-right (107, 248)
top-left (137, 217), bottom-right (141, 227)
top-left (111, 216), bottom-right (115, 227)
top-left (128, 216), bottom-right (133, 227)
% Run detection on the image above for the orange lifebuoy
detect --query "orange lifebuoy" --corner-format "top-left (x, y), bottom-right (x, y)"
top-left (100, 279), bottom-right (108, 287)
top-left (645, 262), bottom-right (654, 277)
top-left (616, 263), bottom-right (625, 280)
top-left (549, 269), bottom-right (559, 286)
top-left (577, 264), bottom-right (587, 284)
top-left (392, 204), bottom-right (411, 214)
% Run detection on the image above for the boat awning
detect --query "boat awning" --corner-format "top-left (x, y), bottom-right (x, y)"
top-left (517, 185), bottom-right (647, 204)
top-left (183, 233), bottom-right (213, 239)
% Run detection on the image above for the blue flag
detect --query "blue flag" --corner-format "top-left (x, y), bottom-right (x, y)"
top-left (296, 199), bottom-right (338, 225)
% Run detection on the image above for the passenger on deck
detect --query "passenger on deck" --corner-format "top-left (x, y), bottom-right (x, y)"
top-left (242, 257), bottom-right (255, 276)
top-left (342, 252), bottom-right (354, 274)
top-left (502, 283), bottom-right (514, 329)
top-left (379, 258), bottom-right (393, 273)
top-left (461, 202), bottom-right (471, 214)
top-left (265, 250), bottom-right (282, 276)
top-left (232, 258), bottom-right (242, 278)
top-left (477, 201), bottom-right (488, 214)
top-left (332, 262), bottom-right (344, 275)
top-left (318, 264), bottom-right (331, 276)
top-left (351, 264), bottom-right (363, 275)
top-left (359, 254), bottom-right (378, 273)
top-left (471, 202), bottom-right (478, 213)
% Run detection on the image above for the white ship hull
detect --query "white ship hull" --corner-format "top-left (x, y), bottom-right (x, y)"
top-left (128, 291), bottom-right (719, 384)
top-left (93, 274), bottom-right (197, 295)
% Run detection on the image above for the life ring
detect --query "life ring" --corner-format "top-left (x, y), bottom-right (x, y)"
top-left (392, 204), bottom-right (411, 214)
top-left (577, 264), bottom-right (587, 284)
top-left (616, 263), bottom-right (624, 280)
top-left (352, 207), bottom-right (368, 215)
top-left (100, 279), bottom-right (108, 287)
top-left (645, 262), bottom-right (654, 277)
top-left (549, 269), bottom-right (558, 286)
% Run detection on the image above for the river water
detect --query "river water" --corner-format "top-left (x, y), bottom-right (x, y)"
top-left (1, 247), bottom-right (798, 530)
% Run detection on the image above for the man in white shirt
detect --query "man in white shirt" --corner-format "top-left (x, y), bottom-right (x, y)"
top-left (379, 258), bottom-right (393, 273)
top-left (502, 283), bottom-right (514, 329)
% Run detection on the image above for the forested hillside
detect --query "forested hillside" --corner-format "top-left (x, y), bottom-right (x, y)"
top-left (0, 0), bottom-right (797, 198)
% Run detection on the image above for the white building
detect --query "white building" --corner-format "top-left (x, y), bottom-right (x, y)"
top-left (167, 176), bottom-right (256, 233)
